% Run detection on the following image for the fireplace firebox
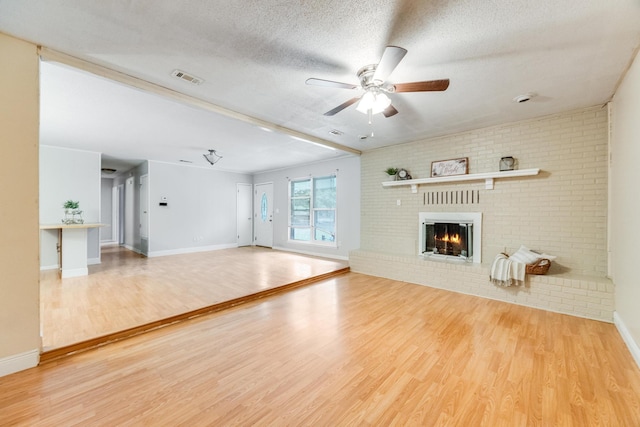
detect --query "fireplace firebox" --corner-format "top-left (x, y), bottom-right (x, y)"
top-left (418, 212), bottom-right (482, 263)
top-left (423, 222), bottom-right (473, 259)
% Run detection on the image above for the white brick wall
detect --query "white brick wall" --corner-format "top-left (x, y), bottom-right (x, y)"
top-left (352, 106), bottom-right (612, 321)
top-left (359, 106), bottom-right (608, 276)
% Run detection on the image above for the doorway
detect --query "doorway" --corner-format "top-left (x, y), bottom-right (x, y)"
top-left (254, 182), bottom-right (273, 248)
top-left (237, 183), bottom-right (252, 246)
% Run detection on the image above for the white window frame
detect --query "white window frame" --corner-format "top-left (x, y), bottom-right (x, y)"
top-left (288, 174), bottom-right (337, 247)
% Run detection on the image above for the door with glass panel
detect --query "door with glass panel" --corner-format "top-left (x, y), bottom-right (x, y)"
top-left (254, 182), bottom-right (273, 247)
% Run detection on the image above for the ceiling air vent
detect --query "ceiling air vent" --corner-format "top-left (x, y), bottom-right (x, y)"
top-left (171, 69), bottom-right (204, 85)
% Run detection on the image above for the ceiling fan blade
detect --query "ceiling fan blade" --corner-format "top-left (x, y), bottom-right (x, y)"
top-left (306, 78), bottom-right (357, 90)
top-left (324, 97), bottom-right (361, 116)
top-left (372, 46), bottom-right (408, 84)
top-left (393, 79), bottom-right (450, 93)
top-left (382, 104), bottom-right (399, 118)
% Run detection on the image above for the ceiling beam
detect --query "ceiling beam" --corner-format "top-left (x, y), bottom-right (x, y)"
top-left (38, 47), bottom-right (361, 156)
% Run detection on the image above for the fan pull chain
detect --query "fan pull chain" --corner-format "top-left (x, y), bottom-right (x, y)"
top-left (367, 109), bottom-right (375, 137)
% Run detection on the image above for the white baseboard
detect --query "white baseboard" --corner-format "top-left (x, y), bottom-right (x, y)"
top-left (87, 257), bottom-right (101, 265)
top-left (272, 245), bottom-right (349, 261)
top-left (148, 243), bottom-right (238, 258)
top-left (613, 311), bottom-right (640, 369)
top-left (61, 267), bottom-right (88, 278)
top-left (123, 244), bottom-right (143, 255)
top-left (40, 264), bottom-right (59, 271)
top-left (0, 349), bottom-right (39, 377)
top-left (100, 240), bottom-right (119, 247)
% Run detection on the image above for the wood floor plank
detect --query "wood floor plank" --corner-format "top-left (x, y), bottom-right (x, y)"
top-left (40, 246), bottom-right (348, 351)
top-left (3, 272), bottom-right (639, 425)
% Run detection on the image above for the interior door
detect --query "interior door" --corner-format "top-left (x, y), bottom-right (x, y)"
top-left (254, 182), bottom-right (273, 248)
top-left (140, 174), bottom-right (149, 240)
top-left (237, 183), bottom-right (252, 246)
top-left (125, 177), bottom-right (134, 247)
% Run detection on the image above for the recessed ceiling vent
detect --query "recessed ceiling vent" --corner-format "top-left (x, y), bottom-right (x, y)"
top-left (171, 69), bottom-right (204, 85)
top-left (101, 168), bottom-right (117, 174)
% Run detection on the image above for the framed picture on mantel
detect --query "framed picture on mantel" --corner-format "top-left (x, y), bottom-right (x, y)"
top-left (431, 157), bottom-right (468, 177)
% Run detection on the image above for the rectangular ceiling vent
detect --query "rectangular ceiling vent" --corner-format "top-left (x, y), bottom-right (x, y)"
top-left (171, 69), bottom-right (204, 85)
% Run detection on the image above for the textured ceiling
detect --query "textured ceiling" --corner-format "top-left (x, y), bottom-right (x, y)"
top-left (1, 0), bottom-right (639, 174)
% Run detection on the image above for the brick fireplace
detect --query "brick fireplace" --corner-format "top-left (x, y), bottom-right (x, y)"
top-left (419, 212), bottom-right (482, 263)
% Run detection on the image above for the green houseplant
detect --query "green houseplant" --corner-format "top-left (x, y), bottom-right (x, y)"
top-left (385, 167), bottom-right (398, 181)
top-left (63, 200), bottom-right (80, 210)
top-left (62, 200), bottom-right (83, 224)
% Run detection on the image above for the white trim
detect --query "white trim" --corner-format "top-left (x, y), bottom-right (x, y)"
top-left (61, 267), bottom-right (88, 278)
top-left (123, 244), bottom-right (143, 255)
top-left (87, 257), bottom-right (101, 265)
top-left (418, 212), bottom-right (482, 263)
top-left (40, 264), bottom-right (59, 271)
top-left (613, 312), bottom-right (640, 369)
top-left (148, 243), bottom-right (238, 258)
top-left (100, 241), bottom-right (119, 247)
top-left (0, 349), bottom-right (39, 377)
top-left (273, 245), bottom-right (348, 261)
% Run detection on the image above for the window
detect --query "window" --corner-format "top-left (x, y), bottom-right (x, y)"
top-left (289, 175), bottom-right (336, 245)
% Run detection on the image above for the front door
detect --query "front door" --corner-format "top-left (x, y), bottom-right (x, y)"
top-left (254, 182), bottom-right (273, 248)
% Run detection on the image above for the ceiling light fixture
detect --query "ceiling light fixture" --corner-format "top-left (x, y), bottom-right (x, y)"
top-left (356, 90), bottom-right (392, 115)
top-left (203, 149), bottom-right (222, 165)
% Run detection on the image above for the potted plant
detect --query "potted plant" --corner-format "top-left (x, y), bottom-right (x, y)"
top-left (62, 200), bottom-right (83, 224)
top-left (385, 167), bottom-right (399, 181)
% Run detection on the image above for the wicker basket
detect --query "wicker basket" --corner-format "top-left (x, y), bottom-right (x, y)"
top-left (525, 258), bottom-right (551, 275)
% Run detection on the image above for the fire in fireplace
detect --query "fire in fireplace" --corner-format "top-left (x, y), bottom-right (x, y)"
top-left (418, 212), bottom-right (482, 263)
top-left (424, 222), bottom-right (473, 259)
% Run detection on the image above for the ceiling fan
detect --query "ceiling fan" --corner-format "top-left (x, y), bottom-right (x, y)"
top-left (306, 46), bottom-right (449, 119)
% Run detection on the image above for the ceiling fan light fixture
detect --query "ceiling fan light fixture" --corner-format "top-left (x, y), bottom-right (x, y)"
top-left (203, 149), bottom-right (222, 165)
top-left (356, 91), bottom-right (391, 115)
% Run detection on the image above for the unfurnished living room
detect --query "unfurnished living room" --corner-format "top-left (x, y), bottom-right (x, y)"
top-left (2, 1), bottom-right (640, 425)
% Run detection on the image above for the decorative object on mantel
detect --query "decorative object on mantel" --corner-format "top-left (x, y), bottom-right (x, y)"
top-left (499, 156), bottom-right (517, 171)
top-left (62, 200), bottom-right (84, 224)
top-left (431, 157), bottom-right (468, 177)
top-left (385, 167), bottom-right (398, 181)
top-left (490, 245), bottom-right (555, 286)
top-left (396, 168), bottom-right (412, 180)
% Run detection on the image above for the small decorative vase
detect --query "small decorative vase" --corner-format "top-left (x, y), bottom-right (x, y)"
top-left (72, 209), bottom-right (84, 224)
top-left (63, 209), bottom-right (74, 224)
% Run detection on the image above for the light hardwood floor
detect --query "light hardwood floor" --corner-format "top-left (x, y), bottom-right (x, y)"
top-left (40, 246), bottom-right (348, 351)
top-left (7, 272), bottom-right (640, 425)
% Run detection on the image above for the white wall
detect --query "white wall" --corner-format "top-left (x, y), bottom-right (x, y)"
top-left (39, 145), bottom-right (101, 267)
top-left (253, 155), bottom-right (361, 260)
top-left (148, 161), bottom-right (252, 256)
top-left (610, 49), bottom-right (640, 362)
top-left (100, 177), bottom-right (113, 242)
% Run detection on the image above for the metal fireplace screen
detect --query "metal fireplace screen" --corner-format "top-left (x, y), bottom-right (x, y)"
top-left (423, 221), bottom-right (473, 260)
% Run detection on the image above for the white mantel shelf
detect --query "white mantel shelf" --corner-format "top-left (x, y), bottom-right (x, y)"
top-left (382, 168), bottom-right (541, 193)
